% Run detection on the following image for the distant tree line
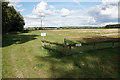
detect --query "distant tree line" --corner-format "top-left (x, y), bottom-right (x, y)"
top-left (24, 27), bottom-right (57, 31)
top-left (24, 24), bottom-right (120, 31)
top-left (57, 27), bottom-right (105, 29)
top-left (2, 1), bottom-right (25, 34)
top-left (24, 27), bottom-right (45, 31)
top-left (105, 24), bottom-right (120, 28)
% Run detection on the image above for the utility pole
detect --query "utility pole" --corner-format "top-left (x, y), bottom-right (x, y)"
top-left (41, 19), bottom-right (42, 30)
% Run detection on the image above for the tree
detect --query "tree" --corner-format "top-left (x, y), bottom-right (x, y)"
top-left (2, 1), bottom-right (25, 34)
top-left (105, 24), bottom-right (120, 28)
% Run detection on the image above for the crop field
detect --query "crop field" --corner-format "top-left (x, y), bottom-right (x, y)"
top-left (2, 29), bottom-right (120, 78)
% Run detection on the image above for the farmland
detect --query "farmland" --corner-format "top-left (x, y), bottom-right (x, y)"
top-left (2, 29), bottom-right (119, 78)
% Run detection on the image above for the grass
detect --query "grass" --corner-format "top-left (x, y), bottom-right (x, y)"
top-left (2, 29), bottom-right (119, 78)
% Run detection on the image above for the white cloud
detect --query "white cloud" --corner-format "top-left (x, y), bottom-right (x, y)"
top-left (87, 0), bottom-right (118, 26)
top-left (49, 5), bottom-right (55, 9)
top-left (102, 0), bottom-right (119, 4)
top-left (6, 0), bottom-right (21, 2)
top-left (73, 0), bottom-right (85, 10)
top-left (61, 8), bottom-right (70, 17)
top-left (32, 1), bottom-right (55, 17)
top-left (7, 1), bottom-right (24, 12)
top-left (8, 2), bottom-right (17, 7)
top-left (35, 1), bottom-right (47, 12)
top-left (26, 21), bottom-right (45, 27)
top-left (24, 0), bottom-right (119, 27)
top-left (24, 17), bottom-right (46, 28)
top-left (100, 6), bottom-right (118, 18)
top-left (18, 9), bottom-right (25, 12)
top-left (103, 22), bottom-right (118, 25)
top-left (24, 15), bottom-right (38, 19)
top-left (16, 4), bottom-right (22, 8)
top-left (88, 17), bottom-right (96, 23)
top-left (25, 8), bottom-right (97, 27)
top-left (8, 1), bottom-right (22, 8)
top-left (73, 0), bottom-right (80, 5)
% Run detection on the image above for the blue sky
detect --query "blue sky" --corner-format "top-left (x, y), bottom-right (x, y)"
top-left (7, 0), bottom-right (119, 27)
top-left (18, 2), bottom-right (101, 15)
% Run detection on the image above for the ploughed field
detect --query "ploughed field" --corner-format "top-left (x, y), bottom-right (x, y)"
top-left (2, 29), bottom-right (119, 78)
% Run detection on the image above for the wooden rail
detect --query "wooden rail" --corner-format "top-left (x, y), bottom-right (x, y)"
top-left (41, 39), bottom-right (120, 56)
top-left (41, 40), bottom-right (64, 47)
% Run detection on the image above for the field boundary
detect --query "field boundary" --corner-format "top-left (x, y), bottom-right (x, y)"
top-left (41, 39), bottom-right (120, 55)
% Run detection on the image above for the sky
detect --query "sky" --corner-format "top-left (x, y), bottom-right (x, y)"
top-left (6, 0), bottom-right (120, 28)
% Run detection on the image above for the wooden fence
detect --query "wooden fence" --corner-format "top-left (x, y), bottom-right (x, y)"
top-left (41, 39), bottom-right (120, 56)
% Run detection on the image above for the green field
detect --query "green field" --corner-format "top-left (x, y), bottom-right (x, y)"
top-left (2, 29), bottom-right (119, 78)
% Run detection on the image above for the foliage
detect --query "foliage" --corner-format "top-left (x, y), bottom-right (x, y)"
top-left (105, 24), bottom-right (120, 28)
top-left (24, 27), bottom-right (56, 31)
top-left (24, 27), bottom-right (106, 31)
top-left (59, 27), bottom-right (105, 29)
top-left (2, 1), bottom-right (25, 34)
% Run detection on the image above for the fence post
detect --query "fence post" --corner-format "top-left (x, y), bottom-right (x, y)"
top-left (93, 42), bottom-right (95, 50)
top-left (41, 41), bottom-right (44, 47)
top-left (69, 44), bottom-right (72, 55)
top-left (112, 42), bottom-right (115, 48)
top-left (50, 43), bottom-right (52, 49)
top-left (64, 38), bottom-right (67, 55)
top-left (63, 46), bottom-right (64, 55)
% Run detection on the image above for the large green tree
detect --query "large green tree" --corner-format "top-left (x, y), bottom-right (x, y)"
top-left (2, 1), bottom-right (25, 33)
